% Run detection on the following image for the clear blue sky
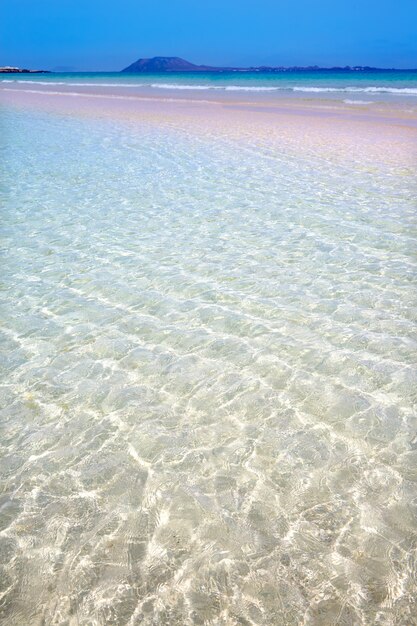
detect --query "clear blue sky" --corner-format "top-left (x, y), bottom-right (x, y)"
top-left (2, 0), bottom-right (417, 71)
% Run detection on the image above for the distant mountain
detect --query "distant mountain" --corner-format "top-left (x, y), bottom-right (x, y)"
top-left (121, 57), bottom-right (216, 73)
top-left (121, 57), bottom-right (416, 73)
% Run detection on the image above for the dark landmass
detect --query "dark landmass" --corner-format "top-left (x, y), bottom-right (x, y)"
top-left (122, 56), bottom-right (416, 73)
top-left (0, 66), bottom-right (50, 74)
top-left (122, 57), bottom-right (208, 72)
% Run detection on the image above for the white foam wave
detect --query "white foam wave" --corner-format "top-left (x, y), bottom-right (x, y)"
top-left (2, 79), bottom-right (417, 96)
top-left (225, 86), bottom-right (278, 91)
top-left (1, 79), bottom-right (146, 87)
top-left (150, 83), bottom-right (278, 91)
top-left (149, 83), bottom-right (218, 90)
top-left (293, 86), bottom-right (417, 94)
top-left (343, 99), bottom-right (374, 105)
top-left (0, 87), bottom-right (219, 106)
top-left (1, 79), bottom-right (278, 92)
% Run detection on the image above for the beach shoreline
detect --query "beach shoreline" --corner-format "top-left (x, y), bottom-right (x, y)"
top-left (2, 85), bottom-right (416, 175)
top-left (2, 82), bottom-right (417, 125)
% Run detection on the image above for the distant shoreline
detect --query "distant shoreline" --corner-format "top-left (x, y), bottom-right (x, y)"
top-left (121, 56), bottom-right (417, 73)
top-left (121, 67), bottom-right (417, 74)
top-left (0, 67), bottom-right (50, 74)
top-left (3, 68), bottom-right (416, 75)
top-left (2, 61), bottom-right (416, 75)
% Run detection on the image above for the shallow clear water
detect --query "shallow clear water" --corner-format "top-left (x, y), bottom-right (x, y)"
top-left (0, 104), bottom-right (416, 625)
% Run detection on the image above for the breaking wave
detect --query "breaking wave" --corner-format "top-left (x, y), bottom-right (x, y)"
top-left (1, 79), bottom-right (417, 95)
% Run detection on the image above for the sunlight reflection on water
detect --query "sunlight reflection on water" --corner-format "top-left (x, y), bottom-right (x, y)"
top-left (0, 103), bottom-right (416, 625)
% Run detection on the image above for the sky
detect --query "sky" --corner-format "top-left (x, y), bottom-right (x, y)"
top-left (2, 0), bottom-right (417, 71)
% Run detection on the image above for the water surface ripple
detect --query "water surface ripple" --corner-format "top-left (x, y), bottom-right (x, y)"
top-left (0, 105), bottom-right (416, 625)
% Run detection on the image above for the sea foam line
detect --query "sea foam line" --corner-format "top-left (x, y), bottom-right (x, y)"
top-left (0, 87), bottom-right (220, 106)
top-left (293, 86), bottom-right (417, 94)
top-left (1, 79), bottom-right (275, 91)
top-left (343, 99), bottom-right (374, 105)
top-left (2, 80), bottom-right (417, 95)
top-left (0, 80), bottom-right (417, 97)
top-left (1, 80), bottom-right (147, 87)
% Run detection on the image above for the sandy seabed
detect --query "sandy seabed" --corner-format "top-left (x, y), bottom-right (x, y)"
top-left (0, 86), bottom-right (416, 625)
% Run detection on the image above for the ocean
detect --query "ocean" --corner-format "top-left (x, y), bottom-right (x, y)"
top-left (2, 69), bottom-right (417, 107)
top-left (0, 72), bottom-right (416, 625)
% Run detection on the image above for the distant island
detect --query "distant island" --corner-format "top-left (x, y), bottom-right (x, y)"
top-left (122, 56), bottom-right (415, 73)
top-left (0, 66), bottom-right (50, 74)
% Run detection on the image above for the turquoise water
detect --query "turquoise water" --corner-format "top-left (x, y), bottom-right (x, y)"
top-left (0, 95), bottom-right (416, 625)
top-left (2, 70), bottom-right (417, 105)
